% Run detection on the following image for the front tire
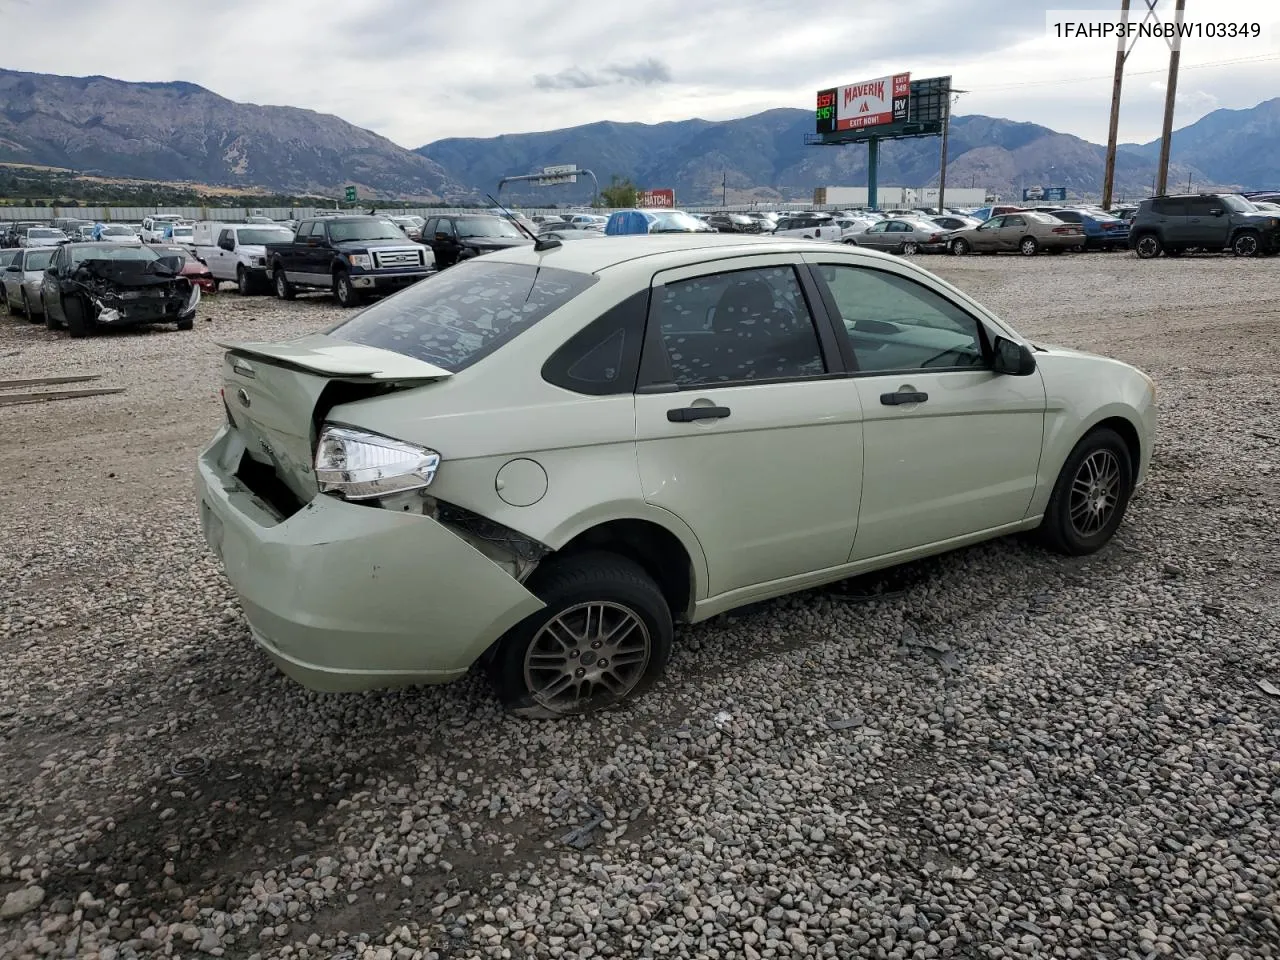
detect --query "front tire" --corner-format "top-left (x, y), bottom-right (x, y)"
top-left (273, 268), bottom-right (295, 300)
top-left (1038, 427), bottom-right (1134, 556)
top-left (489, 552), bottom-right (673, 717)
top-left (236, 265), bottom-right (252, 296)
top-left (950, 237), bottom-right (970, 256)
top-left (1019, 236), bottom-right (1039, 256)
top-left (1232, 230), bottom-right (1261, 257)
top-left (334, 270), bottom-right (361, 308)
top-left (64, 296), bottom-right (95, 338)
top-left (1133, 233), bottom-right (1162, 259)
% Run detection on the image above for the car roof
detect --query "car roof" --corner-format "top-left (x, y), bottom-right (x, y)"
top-left (479, 233), bottom-right (911, 275)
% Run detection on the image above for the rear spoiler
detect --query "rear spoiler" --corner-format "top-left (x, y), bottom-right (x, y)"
top-left (217, 334), bottom-right (453, 381)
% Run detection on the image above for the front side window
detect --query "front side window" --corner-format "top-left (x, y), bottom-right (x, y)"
top-left (328, 260), bottom-right (598, 372)
top-left (1185, 197), bottom-right (1221, 216)
top-left (815, 263), bottom-right (987, 373)
top-left (651, 265), bottom-right (826, 386)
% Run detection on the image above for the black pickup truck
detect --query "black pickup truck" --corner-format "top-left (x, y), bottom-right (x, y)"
top-left (265, 216), bottom-right (435, 306)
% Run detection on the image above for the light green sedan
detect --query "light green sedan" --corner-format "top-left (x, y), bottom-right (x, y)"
top-left (196, 235), bottom-right (1156, 716)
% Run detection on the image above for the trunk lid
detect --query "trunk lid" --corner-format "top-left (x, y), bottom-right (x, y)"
top-left (219, 333), bottom-right (452, 503)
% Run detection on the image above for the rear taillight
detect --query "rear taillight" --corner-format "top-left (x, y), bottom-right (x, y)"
top-left (314, 424), bottom-right (441, 501)
top-left (1052, 226), bottom-right (1074, 234)
top-left (929, 233), bottom-right (943, 243)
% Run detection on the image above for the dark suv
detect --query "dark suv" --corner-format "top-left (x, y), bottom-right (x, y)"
top-left (1128, 193), bottom-right (1280, 259)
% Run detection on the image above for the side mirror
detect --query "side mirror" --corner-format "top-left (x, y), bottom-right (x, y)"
top-left (992, 336), bottom-right (1037, 376)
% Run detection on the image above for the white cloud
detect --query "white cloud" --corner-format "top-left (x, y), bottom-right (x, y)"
top-left (0, 0), bottom-right (1275, 147)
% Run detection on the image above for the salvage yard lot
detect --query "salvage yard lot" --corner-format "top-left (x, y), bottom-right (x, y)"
top-left (2, 253), bottom-right (1278, 959)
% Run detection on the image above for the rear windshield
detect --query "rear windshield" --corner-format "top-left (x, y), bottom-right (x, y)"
top-left (328, 260), bottom-right (598, 372)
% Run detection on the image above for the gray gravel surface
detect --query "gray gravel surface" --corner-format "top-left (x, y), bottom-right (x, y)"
top-left (1, 254), bottom-right (1278, 960)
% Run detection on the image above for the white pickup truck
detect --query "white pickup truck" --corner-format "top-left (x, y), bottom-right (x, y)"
top-left (192, 221), bottom-right (296, 295)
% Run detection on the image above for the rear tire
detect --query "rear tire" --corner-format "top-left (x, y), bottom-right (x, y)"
top-left (901, 241), bottom-right (919, 256)
top-left (273, 268), bottom-right (295, 300)
top-left (1133, 233), bottom-right (1162, 259)
top-left (1038, 427), bottom-right (1134, 556)
top-left (489, 551), bottom-right (673, 717)
top-left (176, 317), bottom-right (194, 331)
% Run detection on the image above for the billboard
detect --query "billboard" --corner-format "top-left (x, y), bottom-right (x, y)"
top-left (638, 188), bottom-right (675, 208)
top-left (816, 73), bottom-right (910, 134)
top-left (1023, 186), bottom-right (1066, 201)
top-left (537, 164), bottom-right (577, 186)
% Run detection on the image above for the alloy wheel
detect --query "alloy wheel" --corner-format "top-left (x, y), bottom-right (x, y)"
top-left (1068, 449), bottom-right (1121, 538)
top-left (1234, 234), bottom-right (1259, 257)
top-left (1136, 236), bottom-right (1159, 258)
top-left (902, 242), bottom-right (918, 255)
top-left (523, 601), bottom-right (651, 713)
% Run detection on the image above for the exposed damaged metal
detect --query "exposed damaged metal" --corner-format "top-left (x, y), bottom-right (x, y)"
top-left (418, 496), bottom-right (552, 581)
top-left (61, 255), bottom-right (200, 327)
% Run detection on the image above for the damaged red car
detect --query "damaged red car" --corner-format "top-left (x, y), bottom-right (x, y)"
top-left (153, 244), bottom-right (218, 295)
top-left (38, 241), bottom-right (201, 337)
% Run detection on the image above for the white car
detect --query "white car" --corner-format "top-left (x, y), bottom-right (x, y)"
top-left (196, 234), bottom-right (1156, 714)
top-left (1, 246), bottom-right (56, 318)
top-left (96, 224), bottom-right (143, 243)
top-left (20, 227), bottom-right (68, 248)
top-left (192, 221), bottom-right (296, 295)
top-left (772, 213), bottom-right (850, 242)
top-left (141, 215), bottom-right (184, 243)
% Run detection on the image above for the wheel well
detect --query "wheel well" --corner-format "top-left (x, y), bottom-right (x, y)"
top-left (556, 519), bottom-right (694, 620)
top-left (1020, 235), bottom-right (1037, 244)
top-left (1091, 416), bottom-right (1141, 489)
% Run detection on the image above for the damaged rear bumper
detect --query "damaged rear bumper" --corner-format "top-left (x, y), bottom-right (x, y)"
top-left (195, 426), bottom-right (545, 692)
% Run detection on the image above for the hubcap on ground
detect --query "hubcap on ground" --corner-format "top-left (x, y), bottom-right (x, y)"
top-left (1068, 449), bottom-right (1121, 538)
top-left (523, 601), bottom-right (650, 712)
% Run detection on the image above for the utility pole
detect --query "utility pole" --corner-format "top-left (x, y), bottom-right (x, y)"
top-left (1155, 0), bottom-right (1185, 195)
top-left (1101, 0), bottom-right (1132, 209)
top-left (937, 82), bottom-right (966, 214)
top-left (722, 170), bottom-right (727, 207)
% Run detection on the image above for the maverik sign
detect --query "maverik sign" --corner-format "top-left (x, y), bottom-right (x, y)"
top-left (816, 72), bottom-right (911, 134)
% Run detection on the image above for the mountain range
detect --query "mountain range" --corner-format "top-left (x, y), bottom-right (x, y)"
top-left (0, 68), bottom-right (1275, 204)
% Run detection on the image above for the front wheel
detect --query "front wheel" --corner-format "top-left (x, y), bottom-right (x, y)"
top-left (273, 269), bottom-right (295, 300)
top-left (1019, 236), bottom-right (1039, 256)
top-left (236, 265), bottom-right (252, 296)
top-left (1133, 234), bottom-right (1162, 259)
top-left (334, 270), bottom-right (361, 308)
top-left (489, 552), bottom-right (673, 717)
top-left (1232, 230), bottom-right (1261, 257)
top-left (950, 238), bottom-right (970, 256)
top-left (1038, 428), bottom-right (1134, 556)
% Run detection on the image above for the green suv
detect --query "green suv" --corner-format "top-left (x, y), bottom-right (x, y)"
top-left (1128, 193), bottom-right (1280, 258)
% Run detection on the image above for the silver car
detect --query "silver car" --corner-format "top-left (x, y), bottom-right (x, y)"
top-left (847, 217), bottom-right (949, 255)
top-left (1, 246), bottom-right (55, 319)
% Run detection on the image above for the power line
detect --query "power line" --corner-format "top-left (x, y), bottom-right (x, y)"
top-left (969, 53), bottom-right (1280, 93)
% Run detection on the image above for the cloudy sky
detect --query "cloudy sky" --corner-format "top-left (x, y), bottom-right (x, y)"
top-left (1, 0), bottom-right (1276, 146)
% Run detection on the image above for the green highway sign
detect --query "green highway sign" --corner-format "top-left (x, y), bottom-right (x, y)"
top-left (344, 186), bottom-right (357, 202)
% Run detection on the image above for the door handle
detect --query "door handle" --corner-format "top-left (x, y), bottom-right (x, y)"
top-left (667, 405), bottom-right (731, 422)
top-left (880, 391), bottom-right (928, 406)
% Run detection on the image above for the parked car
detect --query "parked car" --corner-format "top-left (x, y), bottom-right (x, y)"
top-left (847, 218), bottom-right (950, 255)
top-left (266, 215), bottom-right (435, 306)
top-left (141, 215), bottom-right (185, 243)
top-left (704, 213), bottom-right (762, 234)
top-left (1107, 206), bottom-right (1139, 222)
top-left (159, 222), bottom-right (196, 248)
top-left (1043, 208), bottom-right (1130, 251)
top-left (947, 212), bottom-right (1084, 256)
top-left (563, 214), bottom-right (607, 229)
top-left (1252, 200), bottom-right (1280, 213)
top-left (93, 223), bottom-right (144, 243)
top-left (932, 215), bottom-right (982, 232)
top-left (604, 209), bottom-right (713, 235)
top-left (968, 205), bottom-right (1028, 223)
top-left (1, 247), bottom-right (55, 319)
top-left (772, 213), bottom-right (846, 242)
top-left (2, 223), bottom-right (43, 248)
top-left (39, 241), bottom-right (200, 337)
top-left (424, 214), bottom-right (535, 268)
top-left (531, 215), bottom-right (567, 226)
top-left (1128, 193), bottom-right (1280, 258)
top-left (153, 244), bottom-right (218, 294)
top-left (385, 215), bottom-right (426, 241)
top-left (537, 229), bottom-right (605, 242)
top-left (196, 234), bottom-right (1156, 715)
top-left (21, 227), bottom-right (68, 248)
top-left (193, 221), bottom-right (295, 295)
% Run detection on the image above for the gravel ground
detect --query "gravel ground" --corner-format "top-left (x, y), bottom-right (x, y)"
top-left (1, 252), bottom-right (1278, 960)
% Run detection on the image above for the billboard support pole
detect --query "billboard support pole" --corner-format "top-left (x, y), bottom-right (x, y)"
top-left (867, 138), bottom-right (879, 210)
top-left (1155, 0), bottom-right (1185, 196)
top-left (1101, 0), bottom-right (1132, 209)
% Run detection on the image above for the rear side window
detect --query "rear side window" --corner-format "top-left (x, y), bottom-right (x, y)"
top-left (542, 289), bottom-right (647, 395)
top-left (329, 260), bottom-right (598, 372)
top-left (1149, 199), bottom-right (1185, 216)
